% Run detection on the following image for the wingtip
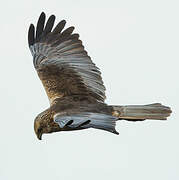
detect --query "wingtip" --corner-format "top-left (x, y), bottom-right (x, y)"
top-left (50, 14), bottom-right (56, 19)
top-left (29, 23), bottom-right (34, 30)
top-left (52, 19), bottom-right (66, 34)
top-left (114, 130), bottom-right (119, 135)
top-left (60, 19), bottom-right (67, 27)
top-left (68, 26), bottom-right (75, 30)
top-left (61, 19), bottom-right (66, 23)
top-left (38, 12), bottom-right (46, 22)
top-left (40, 12), bottom-right (46, 17)
top-left (28, 24), bottom-right (35, 46)
top-left (47, 14), bottom-right (56, 22)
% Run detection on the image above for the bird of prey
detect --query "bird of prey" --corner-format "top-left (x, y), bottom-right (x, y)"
top-left (28, 12), bottom-right (172, 140)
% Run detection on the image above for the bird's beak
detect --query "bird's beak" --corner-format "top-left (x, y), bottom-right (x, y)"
top-left (37, 132), bottom-right (42, 140)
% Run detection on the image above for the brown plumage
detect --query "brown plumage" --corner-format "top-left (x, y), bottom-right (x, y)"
top-left (28, 12), bottom-right (172, 140)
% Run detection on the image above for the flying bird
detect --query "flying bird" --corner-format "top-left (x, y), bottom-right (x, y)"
top-left (28, 12), bottom-right (172, 140)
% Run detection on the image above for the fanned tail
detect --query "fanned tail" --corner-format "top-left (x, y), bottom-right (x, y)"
top-left (111, 103), bottom-right (172, 121)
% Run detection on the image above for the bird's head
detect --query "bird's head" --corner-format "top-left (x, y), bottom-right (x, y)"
top-left (34, 109), bottom-right (52, 140)
top-left (34, 118), bottom-right (43, 140)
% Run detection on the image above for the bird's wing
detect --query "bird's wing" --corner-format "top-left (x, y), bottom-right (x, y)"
top-left (54, 112), bottom-right (119, 134)
top-left (28, 12), bottom-right (106, 104)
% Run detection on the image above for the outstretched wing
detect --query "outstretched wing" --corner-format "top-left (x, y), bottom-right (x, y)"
top-left (28, 12), bottom-right (106, 104)
top-left (54, 112), bottom-right (119, 135)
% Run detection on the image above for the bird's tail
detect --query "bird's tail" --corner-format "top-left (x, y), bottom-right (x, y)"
top-left (111, 103), bottom-right (172, 121)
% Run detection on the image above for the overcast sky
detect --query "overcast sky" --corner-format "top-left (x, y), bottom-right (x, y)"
top-left (0, 0), bottom-right (178, 180)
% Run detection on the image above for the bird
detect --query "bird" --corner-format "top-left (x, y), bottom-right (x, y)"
top-left (28, 12), bottom-right (172, 140)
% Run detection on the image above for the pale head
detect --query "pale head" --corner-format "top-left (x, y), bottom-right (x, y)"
top-left (34, 109), bottom-right (51, 140)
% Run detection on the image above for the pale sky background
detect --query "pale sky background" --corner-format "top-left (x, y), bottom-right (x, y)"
top-left (0, 0), bottom-right (178, 180)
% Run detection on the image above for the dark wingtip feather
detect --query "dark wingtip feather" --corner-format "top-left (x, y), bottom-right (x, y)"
top-left (52, 20), bottom-right (66, 34)
top-left (40, 12), bottom-right (45, 16)
top-left (28, 24), bottom-right (35, 46)
top-left (61, 26), bottom-right (75, 36)
top-left (31, 13), bottom-right (77, 47)
top-left (52, 26), bottom-right (75, 46)
top-left (36, 12), bottom-right (46, 41)
top-left (70, 33), bottom-right (79, 40)
top-left (113, 130), bottom-right (119, 135)
top-left (43, 15), bottom-right (56, 35)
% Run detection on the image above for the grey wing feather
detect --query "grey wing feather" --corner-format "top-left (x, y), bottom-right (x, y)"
top-left (54, 112), bottom-right (119, 134)
top-left (54, 113), bottom-right (91, 128)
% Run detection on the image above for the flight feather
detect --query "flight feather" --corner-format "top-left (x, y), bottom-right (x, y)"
top-left (28, 12), bottom-right (106, 104)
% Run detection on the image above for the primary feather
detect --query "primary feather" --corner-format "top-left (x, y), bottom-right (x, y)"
top-left (28, 12), bottom-right (106, 104)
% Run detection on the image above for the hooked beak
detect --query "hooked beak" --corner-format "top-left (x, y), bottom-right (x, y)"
top-left (37, 132), bottom-right (42, 140)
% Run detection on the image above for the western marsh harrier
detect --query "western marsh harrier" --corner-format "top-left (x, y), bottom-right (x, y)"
top-left (28, 12), bottom-right (172, 140)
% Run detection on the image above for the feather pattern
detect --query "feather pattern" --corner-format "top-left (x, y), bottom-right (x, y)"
top-left (54, 112), bottom-right (119, 134)
top-left (28, 12), bottom-right (106, 104)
